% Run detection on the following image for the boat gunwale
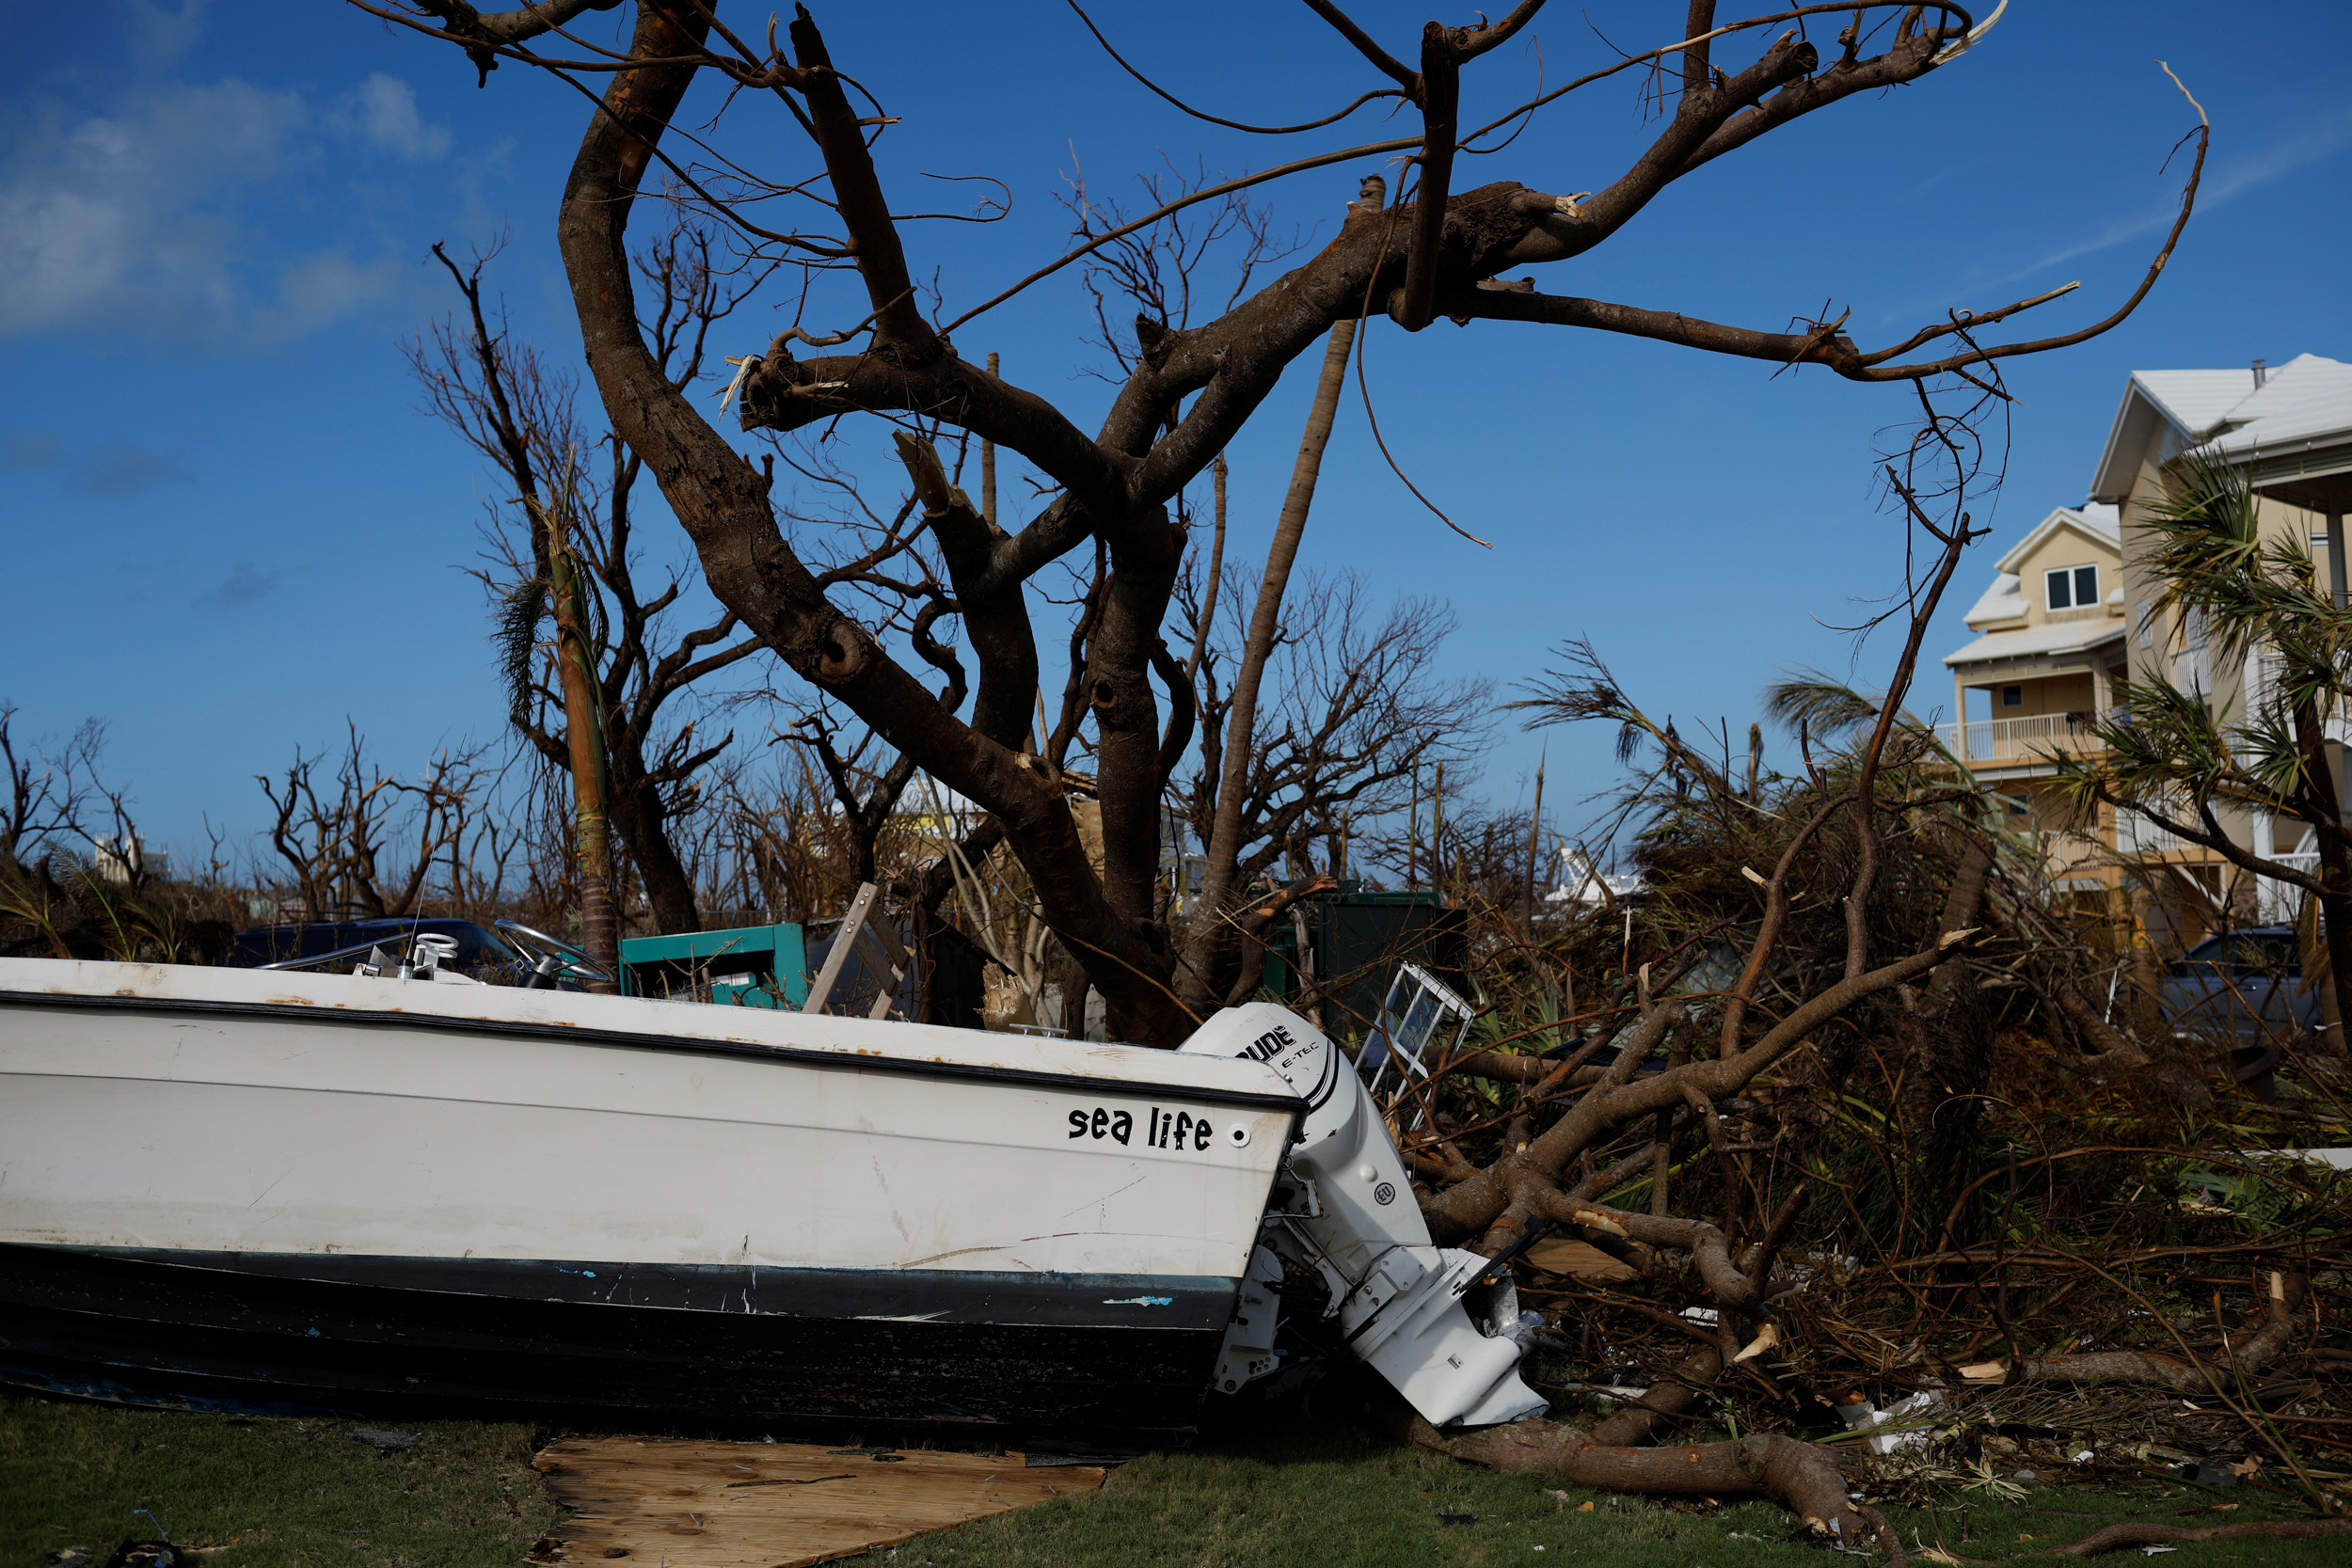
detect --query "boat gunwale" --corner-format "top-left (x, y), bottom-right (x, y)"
top-left (0, 987), bottom-right (1311, 1113)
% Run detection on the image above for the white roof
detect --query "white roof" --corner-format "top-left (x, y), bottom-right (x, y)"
top-left (2208, 353), bottom-right (2352, 457)
top-left (2090, 354), bottom-right (2351, 500)
top-left (1962, 572), bottom-right (2026, 629)
top-left (1943, 619), bottom-right (2124, 669)
top-left (910, 775), bottom-right (984, 816)
top-left (1551, 848), bottom-right (1643, 907)
top-left (1992, 503), bottom-right (2118, 575)
top-left (2129, 371), bottom-right (2257, 440)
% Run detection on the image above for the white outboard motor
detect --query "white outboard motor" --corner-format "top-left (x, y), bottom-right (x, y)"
top-left (1182, 1003), bottom-right (1545, 1428)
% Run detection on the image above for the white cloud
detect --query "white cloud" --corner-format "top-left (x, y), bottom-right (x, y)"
top-left (1873, 105), bottom-right (2352, 325)
top-left (74, 444), bottom-right (194, 498)
top-left (1983, 110), bottom-right (2352, 293)
top-left (0, 78), bottom-right (307, 341)
top-left (341, 72), bottom-right (452, 163)
top-left (125, 0), bottom-right (209, 71)
top-left (2201, 108), bottom-right (2352, 205)
top-left (248, 249), bottom-right (409, 339)
top-left (0, 67), bottom-right (457, 347)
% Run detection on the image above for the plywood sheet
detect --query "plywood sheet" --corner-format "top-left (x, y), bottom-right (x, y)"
top-left (528, 1437), bottom-right (1108, 1568)
top-left (1524, 1237), bottom-right (1638, 1283)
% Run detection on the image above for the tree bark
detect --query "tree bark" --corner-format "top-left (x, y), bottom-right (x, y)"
top-left (1177, 177), bottom-right (1380, 1015)
top-left (2054, 1518), bottom-right (2352, 1557)
top-left (1400, 1411), bottom-right (1895, 1557)
top-left (1964, 1273), bottom-right (2305, 1397)
top-left (547, 4), bottom-right (1191, 1041)
top-left (552, 535), bottom-right (619, 987)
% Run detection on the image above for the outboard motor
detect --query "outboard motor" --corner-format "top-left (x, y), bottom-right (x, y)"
top-left (1181, 1003), bottom-right (1545, 1428)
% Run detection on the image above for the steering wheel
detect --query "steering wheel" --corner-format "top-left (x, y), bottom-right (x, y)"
top-left (495, 919), bottom-right (615, 986)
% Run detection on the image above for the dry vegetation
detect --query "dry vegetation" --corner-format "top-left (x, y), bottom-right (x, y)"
top-left (1317, 643), bottom-right (2352, 1552)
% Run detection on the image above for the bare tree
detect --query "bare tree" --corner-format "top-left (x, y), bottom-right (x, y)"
top-left (0, 706), bottom-right (103, 878)
top-left (0, 709), bottom-right (245, 963)
top-left (1176, 567), bottom-right (1487, 1000)
top-left (781, 703), bottom-right (928, 898)
top-left (354, 0), bottom-right (2199, 1049)
top-left (407, 228), bottom-right (767, 942)
top-left (258, 726), bottom-right (506, 921)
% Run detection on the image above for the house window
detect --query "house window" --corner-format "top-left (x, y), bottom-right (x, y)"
top-left (2001, 685), bottom-right (2023, 708)
top-left (2046, 563), bottom-right (2099, 610)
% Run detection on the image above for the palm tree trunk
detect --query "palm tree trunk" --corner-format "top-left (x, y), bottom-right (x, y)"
top-left (552, 540), bottom-right (619, 990)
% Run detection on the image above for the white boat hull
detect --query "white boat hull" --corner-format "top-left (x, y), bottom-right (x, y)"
top-left (0, 958), bottom-right (1301, 1439)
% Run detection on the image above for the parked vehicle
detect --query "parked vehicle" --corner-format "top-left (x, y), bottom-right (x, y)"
top-left (225, 918), bottom-right (523, 978)
top-left (225, 918), bottom-right (608, 991)
top-left (2158, 927), bottom-right (2319, 1045)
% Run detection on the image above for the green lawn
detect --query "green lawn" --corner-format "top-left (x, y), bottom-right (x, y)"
top-left (0, 1395), bottom-right (561, 1567)
top-left (3, 1391), bottom-right (2337, 1567)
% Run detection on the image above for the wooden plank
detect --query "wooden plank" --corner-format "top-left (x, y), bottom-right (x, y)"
top-left (528, 1436), bottom-right (1107, 1568)
top-left (855, 909), bottom-right (911, 1021)
top-left (1524, 1236), bottom-right (1638, 1283)
top-left (800, 882), bottom-right (879, 1016)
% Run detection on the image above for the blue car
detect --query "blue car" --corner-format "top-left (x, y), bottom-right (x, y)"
top-left (225, 918), bottom-right (525, 980)
top-left (2159, 926), bottom-right (2319, 1047)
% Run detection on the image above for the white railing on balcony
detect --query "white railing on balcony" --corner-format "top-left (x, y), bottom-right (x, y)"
top-left (2259, 850), bottom-right (2320, 924)
top-left (1937, 712), bottom-right (2106, 764)
top-left (2039, 829), bottom-right (2110, 878)
top-left (2172, 645), bottom-right (2208, 693)
top-left (2115, 804), bottom-right (2181, 855)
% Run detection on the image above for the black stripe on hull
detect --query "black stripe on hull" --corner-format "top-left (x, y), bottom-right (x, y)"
top-left (0, 1244), bottom-right (1236, 1444)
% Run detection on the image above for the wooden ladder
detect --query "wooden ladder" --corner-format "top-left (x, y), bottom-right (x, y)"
top-left (799, 880), bottom-right (912, 1020)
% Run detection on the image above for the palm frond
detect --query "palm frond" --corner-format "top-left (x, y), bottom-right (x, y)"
top-left (496, 573), bottom-right (551, 726)
top-left (1762, 675), bottom-right (1882, 738)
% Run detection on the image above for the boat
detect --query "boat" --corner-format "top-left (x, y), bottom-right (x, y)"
top-left (0, 951), bottom-right (1541, 1442)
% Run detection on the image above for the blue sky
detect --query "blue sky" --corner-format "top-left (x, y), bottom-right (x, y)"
top-left (3, 1), bottom-right (2348, 871)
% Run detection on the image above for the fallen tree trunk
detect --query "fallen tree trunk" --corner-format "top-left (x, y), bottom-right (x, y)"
top-left (1397, 1411), bottom-right (1902, 1562)
top-left (1960, 1274), bottom-right (2307, 1396)
top-left (1586, 1344), bottom-right (1725, 1446)
top-left (2051, 1515), bottom-right (2352, 1556)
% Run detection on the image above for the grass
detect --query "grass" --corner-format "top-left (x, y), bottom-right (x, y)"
top-left (0, 1394), bottom-right (563, 1567)
top-left (4, 1391), bottom-right (2341, 1568)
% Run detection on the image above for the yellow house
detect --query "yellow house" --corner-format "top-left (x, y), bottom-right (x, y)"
top-left (1932, 355), bottom-right (2352, 937)
top-left (2089, 352), bottom-right (2352, 931)
top-left (1939, 504), bottom-right (2127, 893)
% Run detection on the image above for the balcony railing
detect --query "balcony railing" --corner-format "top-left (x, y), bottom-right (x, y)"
top-left (2259, 850), bottom-right (2320, 923)
top-left (2116, 804), bottom-right (2180, 855)
top-left (1937, 711), bottom-right (2107, 765)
